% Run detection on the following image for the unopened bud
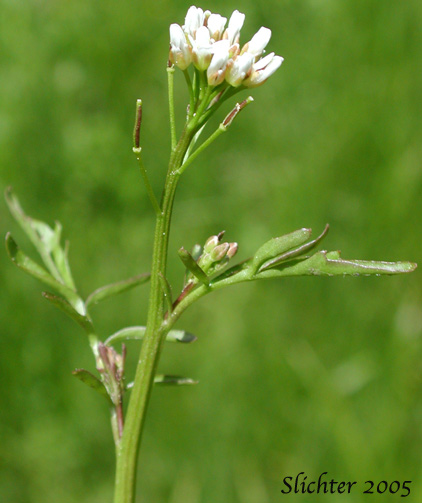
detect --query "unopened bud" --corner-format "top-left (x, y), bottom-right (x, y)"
top-left (191, 243), bottom-right (203, 261)
top-left (211, 242), bottom-right (230, 261)
top-left (204, 235), bottom-right (219, 253)
top-left (227, 242), bottom-right (238, 258)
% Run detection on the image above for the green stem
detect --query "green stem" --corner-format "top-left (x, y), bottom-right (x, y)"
top-left (184, 70), bottom-right (195, 119)
top-left (113, 127), bottom-right (195, 503)
top-left (167, 67), bottom-right (177, 150)
top-left (133, 150), bottom-right (161, 216)
top-left (113, 79), bottom-right (214, 503)
top-left (176, 124), bottom-right (227, 175)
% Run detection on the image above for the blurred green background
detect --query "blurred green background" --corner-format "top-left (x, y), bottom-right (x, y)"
top-left (1, 0), bottom-right (421, 501)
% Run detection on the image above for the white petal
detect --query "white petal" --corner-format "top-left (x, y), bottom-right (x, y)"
top-left (211, 39), bottom-right (230, 54)
top-left (195, 26), bottom-right (211, 47)
top-left (207, 42), bottom-right (230, 85)
top-left (226, 10), bottom-right (245, 44)
top-left (170, 24), bottom-right (185, 48)
top-left (190, 26), bottom-right (213, 70)
top-left (169, 24), bottom-right (191, 70)
top-left (261, 55), bottom-right (283, 78)
top-left (247, 27), bottom-right (272, 56)
top-left (207, 13), bottom-right (227, 40)
top-left (184, 6), bottom-right (205, 36)
top-left (226, 52), bottom-right (254, 87)
top-left (245, 55), bottom-right (283, 87)
top-left (253, 52), bottom-right (275, 71)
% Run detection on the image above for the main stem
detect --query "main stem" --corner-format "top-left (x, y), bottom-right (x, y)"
top-left (113, 127), bottom-right (194, 503)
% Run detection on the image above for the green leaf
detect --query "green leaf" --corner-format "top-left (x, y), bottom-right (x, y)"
top-left (105, 326), bottom-right (197, 345)
top-left (6, 233), bottom-right (83, 310)
top-left (5, 188), bottom-right (63, 282)
top-left (178, 247), bottom-right (209, 285)
top-left (259, 224), bottom-right (329, 272)
top-left (251, 227), bottom-right (312, 273)
top-left (154, 375), bottom-right (198, 386)
top-left (256, 250), bottom-right (417, 279)
top-left (85, 273), bottom-right (150, 308)
top-left (51, 228), bottom-right (76, 290)
top-left (72, 369), bottom-right (112, 404)
top-left (42, 292), bottom-right (94, 333)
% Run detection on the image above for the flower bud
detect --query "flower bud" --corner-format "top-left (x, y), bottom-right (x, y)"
top-left (227, 242), bottom-right (238, 259)
top-left (204, 235), bottom-right (219, 253)
top-left (211, 242), bottom-right (230, 261)
top-left (191, 243), bottom-right (203, 261)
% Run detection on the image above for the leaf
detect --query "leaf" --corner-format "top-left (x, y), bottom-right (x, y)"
top-left (43, 292), bottom-right (94, 333)
top-left (105, 326), bottom-right (197, 345)
top-left (251, 228), bottom-right (312, 273)
top-left (85, 273), bottom-right (150, 308)
top-left (154, 375), bottom-right (198, 386)
top-left (5, 188), bottom-right (63, 282)
top-left (52, 231), bottom-right (77, 290)
top-left (178, 247), bottom-right (209, 285)
top-left (6, 233), bottom-right (82, 310)
top-left (256, 250), bottom-right (417, 279)
top-left (259, 224), bottom-right (329, 272)
top-left (72, 369), bottom-right (112, 404)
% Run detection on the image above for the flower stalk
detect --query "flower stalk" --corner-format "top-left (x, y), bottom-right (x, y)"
top-left (114, 118), bottom-right (197, 503)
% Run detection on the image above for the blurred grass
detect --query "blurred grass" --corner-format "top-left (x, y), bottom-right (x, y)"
top-left (1, 0), bottom-right (421, 502)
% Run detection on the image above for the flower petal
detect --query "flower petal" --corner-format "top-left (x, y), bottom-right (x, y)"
top-left (207, 13), bottom-right (227, 40)
top-left (184, 6), bottom-right (205, 36)
top-left (245, 27), bottom-right (272, 57)
top-left (169, 23), bottom-right (192, 70)
top-left (225, 10), bottom-right (245, 45)
top-left (207, 40), bottom-right (230, 86)
top-left (226, 52), bottom-right (254, 87)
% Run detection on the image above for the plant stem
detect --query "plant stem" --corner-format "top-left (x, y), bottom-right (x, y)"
top-left (167, 67), bottom-right (177, 150)
top-left (113, 127), bottom-right (194, 503)
top-left (176, 124), bottom-right (227, 175)
top-left (133, 151), bottom-right (161, 216)
top-left (113, 80), bottom-right (212, 503)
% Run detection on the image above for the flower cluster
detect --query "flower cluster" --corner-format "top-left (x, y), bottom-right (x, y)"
top-left (198, 232), bottom-right (238, 274)
top-left (169, 6), bottom-right (283, 88)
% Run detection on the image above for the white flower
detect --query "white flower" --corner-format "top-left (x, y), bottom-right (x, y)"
top-left (243, 52), bottom-right (284, 87)
top-left (169, 6), bottom-right (283, 87)
top-left (189, 26), bottom-right (213, 70)
top-left (226, 52), bottom-right (254, 87)
top-left (224, 10), bottom-right (245, 45)
top-left (183, 6), bottom-right (205, 37)
top-left (207, 40), bottom-right (230, 86)
top-left (207, 13), bottom-right (227, 41)
top-left (242, 27), bottom-right (272, 58)
top-left (169, 24), bottom-right (192, 70)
